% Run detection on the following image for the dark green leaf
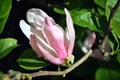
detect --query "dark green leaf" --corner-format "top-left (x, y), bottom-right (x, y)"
top-left (117, 50), bottom-right (120, 64)
top-left (71, 9), bottom-right (100, 32)
top-left (96, 68), bottom-right (120, 80)
top-left (0, 0), bottom-right (12, 18)
top-left (64, 0), bottom-right (82, 9)
top-left (0, 38), bottom-right (18, 59)
top-left (17, 49), bottom-right (49, 70)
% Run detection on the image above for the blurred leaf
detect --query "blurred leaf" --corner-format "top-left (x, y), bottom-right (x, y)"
top-left (111, 31), bottom-right (119, 53)
top-left (96, 68), bottom-right (120, 80)
top-left (117, 50), bottom-right (120, 64)
top-left (17, 49), bottom-right (49, 70)
top-left (53, 8), bottom-right (65, 14)
top-left (0, 71), bottom-right (3, 79)
top-left (0, 0), bottom-right (12, 18)
top-left (94, 0), bottom-right (106, 8)
top-left (111, 7), bottom-right (120, 38)
top-left (71, 9), bottom-right (100, 32)
top-left (97, 8), bottom-right (106, 16)
top-left (106, 38), bottom-right (114, 50)
top-left (74, 26), bottom-right (85, 45)
top-left (0, 38), bottom-right (18, 59)
top-left (64, 0), bottom-right (82, 9)
top-left (105, 0), bottom-right (118, 20)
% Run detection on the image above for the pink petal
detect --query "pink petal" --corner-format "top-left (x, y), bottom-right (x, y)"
top-left (84, 31), bottom-right (96, 49)
top-left (31, 27), bottom-right (48, 43)
top-left (65, 8), bottom-right (75, 55)
top-left (30, 35), bottom-right (63, 64)
top-left (43, 17), bottom-right (68, 60)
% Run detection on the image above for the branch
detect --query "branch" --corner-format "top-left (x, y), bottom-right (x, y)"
top-left (101, 0), bottom-right (120, 45)
top-left (31, 49), bottom-right (92, 78)
top-left (2, 49), bottom-right (92, 80)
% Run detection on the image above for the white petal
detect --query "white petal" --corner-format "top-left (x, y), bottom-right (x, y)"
top-left (27, 12), bottom-right (35, 23)
top-left (81, 46), bottom-right (88, 53)
top-left (65, 28), bottom-right (69, 40)
top-left (27, 8), bottom-right (48, 24)
top-left (19, 20), bottom-right (33, 39)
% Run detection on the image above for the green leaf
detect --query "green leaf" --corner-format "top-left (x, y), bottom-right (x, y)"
top-left (94, 0), bottom-right (106, 8)
top-left (0, 15), bottom-right (9, 33)
top-left (111, 7), bottom-right (120, 38)
top-left (96, 68), bottom-right (120, 80)
top-left (0, 0), bottom-right (12, 33)
top-left (17, 49), bottom-right (49, 70)
top-left (97, 7), bottom-right (106, 16)
top-left (105, 0), bottom-right (118, 20)
top-left (71, 9), bottom-right (101, 32)
top-left (0, 38), bottom-right (18, 59)
top-left (53, 8), bottom-right (65, 14)
top-left (0, 0), bottom-right (12, 18)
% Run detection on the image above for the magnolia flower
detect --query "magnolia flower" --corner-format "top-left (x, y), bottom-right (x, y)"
top-left (79, 30), bottom-right (103, 59)
top-left (19, 8), bottom-right (75, 66)
top-left (80, 30), bottom-right (96, 53)
top-left (80, 30), bottom-right (112, 60)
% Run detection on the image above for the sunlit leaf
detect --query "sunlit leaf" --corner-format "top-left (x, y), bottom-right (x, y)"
top-left (17, 49), bottom-right (49, 70)
top-left (0, 38), bottom-right (18, 59)
top-left (71, 9), bottom-right (100, 32)
top-left (96, 68), bottom-right (120, 80)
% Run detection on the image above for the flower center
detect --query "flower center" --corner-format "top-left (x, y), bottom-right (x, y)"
top-left (62, 55), bottom-right (74, 67)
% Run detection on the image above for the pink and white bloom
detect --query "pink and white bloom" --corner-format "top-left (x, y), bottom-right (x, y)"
top-left (19, 8), bottom-right (75, 66)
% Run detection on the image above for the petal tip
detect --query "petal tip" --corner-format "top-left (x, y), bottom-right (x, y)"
top-left (19, 20), bottom-right (33, 39)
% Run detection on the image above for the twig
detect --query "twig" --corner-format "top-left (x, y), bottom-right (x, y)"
top-left (31, 49), bottom-right (92, 78)
top-left (101, 0), bottom-right (120, 46)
